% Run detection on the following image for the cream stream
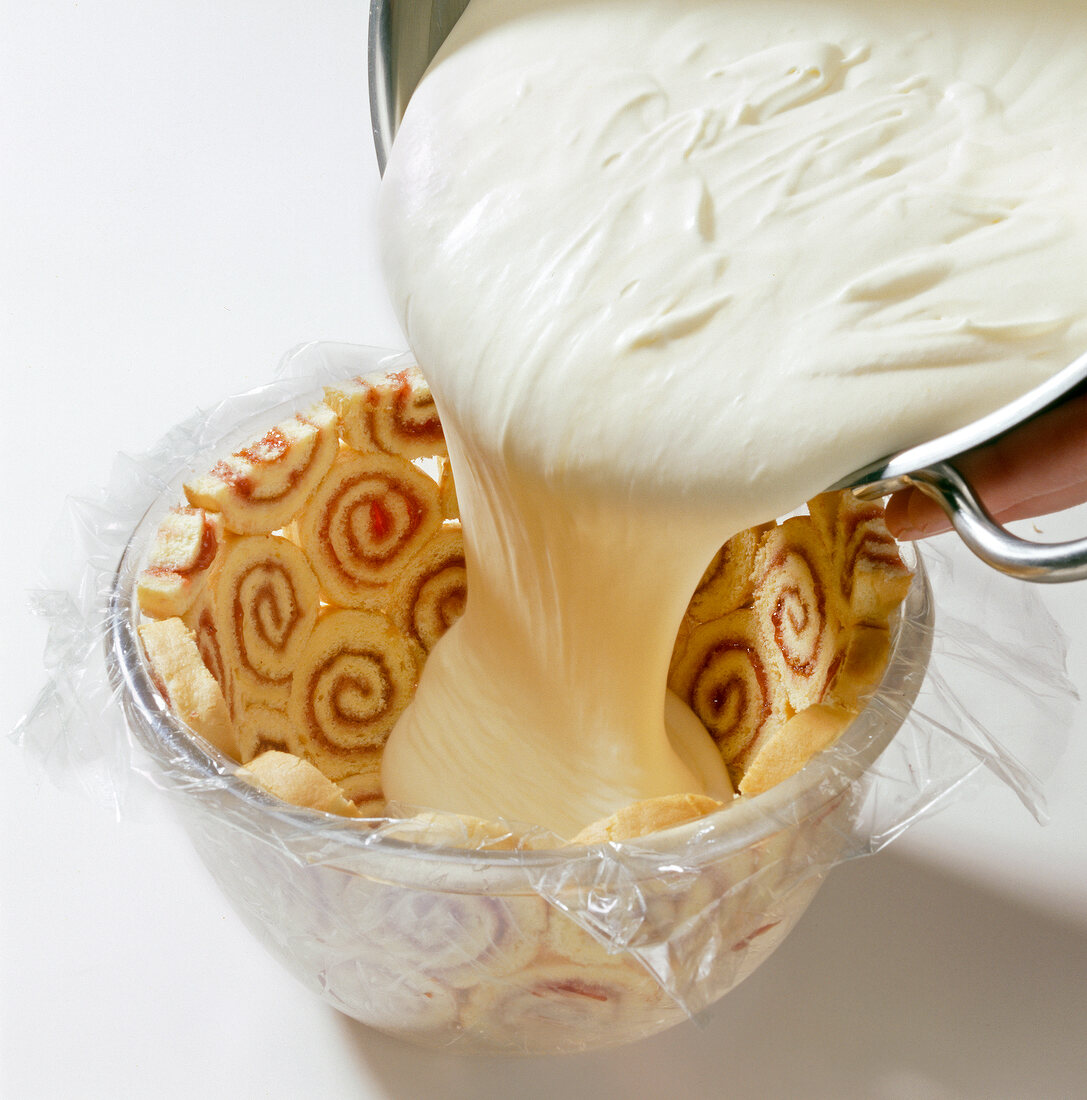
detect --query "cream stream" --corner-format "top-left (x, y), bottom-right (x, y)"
top-left (378, 0), bottom-right (1087, 836)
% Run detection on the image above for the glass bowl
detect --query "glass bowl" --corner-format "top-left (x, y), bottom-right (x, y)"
top-left (103, 376), bottom-right (933, 1055)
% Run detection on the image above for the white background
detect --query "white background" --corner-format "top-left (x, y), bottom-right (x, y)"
top-left (3, 3), bottom-right (1086, 1097)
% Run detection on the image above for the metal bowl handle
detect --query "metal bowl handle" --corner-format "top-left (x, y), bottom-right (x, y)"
top-left (876, 461), bottom-right (1087, 583)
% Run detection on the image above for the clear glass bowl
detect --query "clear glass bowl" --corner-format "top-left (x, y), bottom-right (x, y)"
top-left (103, 381), bottom-right (933, 1055)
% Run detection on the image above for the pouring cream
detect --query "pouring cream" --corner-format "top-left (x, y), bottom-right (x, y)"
top-left (377, 0), bottom-right (1087, 836)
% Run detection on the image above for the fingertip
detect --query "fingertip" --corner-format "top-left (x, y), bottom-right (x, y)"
top-left (883, 491), bottom-right (912, 538)
top-left (884, 487), bottom-right (951, 540)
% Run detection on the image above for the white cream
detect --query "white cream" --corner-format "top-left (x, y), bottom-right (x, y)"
top-left (378, 0), bottom-right (1087, 836)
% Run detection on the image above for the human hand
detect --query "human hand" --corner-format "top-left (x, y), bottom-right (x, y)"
top-left (885, 388), bottom-right (1087, 540)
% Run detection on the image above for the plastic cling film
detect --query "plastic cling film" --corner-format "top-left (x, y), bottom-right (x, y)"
top-left (12, 342), bottom-right (1079, 1053)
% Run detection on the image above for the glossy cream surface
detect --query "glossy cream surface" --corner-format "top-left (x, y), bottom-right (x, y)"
top-left (378, 0), bottom-right (1087, 836)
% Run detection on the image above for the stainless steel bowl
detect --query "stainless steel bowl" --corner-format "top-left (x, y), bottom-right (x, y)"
top-left (369, 0), bottom-right (468, 175)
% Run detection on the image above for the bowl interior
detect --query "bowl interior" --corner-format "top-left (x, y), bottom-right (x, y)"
top-left (105, 366), bottom-right (935, 893)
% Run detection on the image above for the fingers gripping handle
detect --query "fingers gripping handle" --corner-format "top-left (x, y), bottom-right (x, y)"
top-left (900, 462), bottom-right (1087, 583)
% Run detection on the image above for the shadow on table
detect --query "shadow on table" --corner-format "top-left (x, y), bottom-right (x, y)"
top-left (335, 850), bottom-right (1087, 1100)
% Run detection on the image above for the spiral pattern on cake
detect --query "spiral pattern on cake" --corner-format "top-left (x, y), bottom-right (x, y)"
top-left (214, 534), bottom-right (321, 708)
top-left (295, 449), bottom-right (442, 609)
top-left (389, 524), bottom-right (467, 655)
top-left (325, 365), bottom-right (447, 460)
top-left (668, 609), bottom-right (787, 774)
top-left (686, 522), bottom-right (774, 624)
top-left (287, 607), bottom-right (419, 781)
top-left (184, 404), bottom-right (340, 535)
top-left (808, 491), bottom-right (912, 625)
top-left (752, 518), bottom-right (845, 713)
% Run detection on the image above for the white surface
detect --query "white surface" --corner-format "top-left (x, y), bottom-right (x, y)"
top-left (3, 3), bottom-right (1085, 1097)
